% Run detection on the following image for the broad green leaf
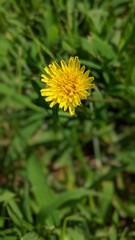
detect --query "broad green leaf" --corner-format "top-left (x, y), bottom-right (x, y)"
top-left (0, 83), bottom-right (41, 111)
top-left (119, 22), bottom-right (133, 52)
top-left (99, 181), bottom-right (114, 221)
top-left (6, 203), bottom-right (23, 226)
top-left (23, 181), bottom-right (33, 223)
top-left (0, 191), bottom-right (15, 203)
top-left (38, 188), bottom-right (102, 221)
top-left (27, 155), bottom-right (53, 209)
top-left (87, 9), bottom-right (108, 34)
top-left (21, 232), bottom-right (41, 240)
top-left (81, 35), bottom-right (117, 60)
top-left (27, 154), bottom-right (58, 225)
top-left (116, 150), bottom-right (135, 172)
top-left (6, 115), bottom-right (43, 162)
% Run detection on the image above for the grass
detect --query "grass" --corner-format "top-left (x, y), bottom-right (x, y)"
top-left (0, 0), bottom-right (135, 239)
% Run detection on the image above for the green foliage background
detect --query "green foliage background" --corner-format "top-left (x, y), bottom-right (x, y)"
top-left (0, 0), bottom-right (135, 239)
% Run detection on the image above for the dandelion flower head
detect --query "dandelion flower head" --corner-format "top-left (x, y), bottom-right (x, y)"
top-left (41, 56), bottom-right (95, 115)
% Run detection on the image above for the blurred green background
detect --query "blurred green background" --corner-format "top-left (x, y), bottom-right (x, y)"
top-left (0, 0), bottom-right (135, 239)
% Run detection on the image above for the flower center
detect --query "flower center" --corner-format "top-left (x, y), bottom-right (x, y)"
top-left (59, 71), bottom-right (78, 97)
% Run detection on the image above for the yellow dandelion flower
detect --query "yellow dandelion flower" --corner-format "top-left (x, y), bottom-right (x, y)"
top-left (41, 56), bottom-right (95, 116)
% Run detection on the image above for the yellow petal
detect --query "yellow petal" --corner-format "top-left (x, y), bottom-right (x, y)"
top-left (44, 67), bottom-right (53, 76)
top-left (69, 105), bottom-right (75, 116)
top-left (80, 65), bottom-right (85, 73)
top-left (45, 96), bottom-right (53, 101)
top-left (68, 57), bottom-right (74, 68)
top-left (59, 101), bottom-right (66, 109)
top-left (41, 56), bottom-right (95, 115)
top-left (61, 60), bottom-right (67, 70)
top-left (50, 100), bottom-right (57, 108)
top-left (84, 70), bottom-right (90, 78)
